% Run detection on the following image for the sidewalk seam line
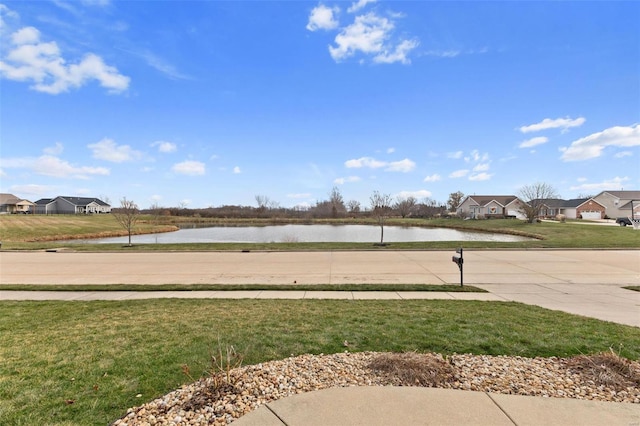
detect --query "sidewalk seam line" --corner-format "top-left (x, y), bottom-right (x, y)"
top-left (265, 403), bottom-right (289, 426)
top-left (486, 392), bottom-right (518, 425)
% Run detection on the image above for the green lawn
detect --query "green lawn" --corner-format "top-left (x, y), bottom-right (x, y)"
top-left (0, 283), bottom-right (485, 292)
top-left (1, 299), bottom-right (639, 425)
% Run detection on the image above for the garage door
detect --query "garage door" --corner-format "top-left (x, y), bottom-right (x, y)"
top-left (581, 212), bottom-right (601, 220)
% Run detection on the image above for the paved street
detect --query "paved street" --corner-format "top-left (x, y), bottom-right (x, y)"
top-left (1, 249), bottom-right (639, 326)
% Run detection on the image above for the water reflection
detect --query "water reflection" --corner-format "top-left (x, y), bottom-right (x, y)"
top-left (73, 224), bottom-right (531, 244)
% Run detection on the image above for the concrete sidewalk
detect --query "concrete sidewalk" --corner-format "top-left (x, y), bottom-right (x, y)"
top-left (1, 249), bottom-right (638, 326)
top-left (233, 387), bottom-right (640, 426)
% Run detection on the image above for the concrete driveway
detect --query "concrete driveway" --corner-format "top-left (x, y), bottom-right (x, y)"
top-left (1, 249), bottom-right (638, 326)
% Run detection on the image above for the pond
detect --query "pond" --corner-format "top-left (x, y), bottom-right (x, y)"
top-left (72, 224), bottom-right (532, 244)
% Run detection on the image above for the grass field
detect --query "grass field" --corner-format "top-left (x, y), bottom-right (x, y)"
top-left (1, 299), bottom-right (639, 425)
top-left (1, 214), bottom-right (639, 249)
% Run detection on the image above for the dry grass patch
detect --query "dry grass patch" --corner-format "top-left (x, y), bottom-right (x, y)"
top-left (367, 352), bottom-right (455, 386)
top-left (567, 350), bottom-right (640, 390)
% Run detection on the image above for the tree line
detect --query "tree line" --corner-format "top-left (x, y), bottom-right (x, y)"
top-left (134, 187), bottom-right (455, 220)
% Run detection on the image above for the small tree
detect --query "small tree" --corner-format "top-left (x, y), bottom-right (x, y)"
top-left (113, 197), bottom-right (140, 246)
top-left (370, 191), bottom-right (393, 244)
top-left (447, 191), bottom-right (464, 213)
top-left (518, 182), bottom-right (559, 223)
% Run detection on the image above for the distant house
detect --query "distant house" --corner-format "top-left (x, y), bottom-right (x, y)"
top-left (536, 198), bottom-right (606, 220)
top-left (456, 195), bottom-right (526, 220)
top-left (592, 190), bottom-right (640, 219)
top-left (33, 196), bottom-right (111, 214)
top-left (0, 193), bottom-right (34, 214)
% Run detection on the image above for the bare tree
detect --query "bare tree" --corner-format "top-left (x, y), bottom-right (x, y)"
top-left (395, 196), bottom-right (417, 218)
top-left (447, 191), bottom-right (464, 212)
top-left (99, 194), bottom-right (111, 205)
top-left (329, 186), bottom-right (346, 218)
top-left (149, 201), bottom-right (164, 226)
top-left (255, 195), bottom-right (270, 216)
top-left (518, 182), bottom-right (559, 223)
top-left (414, 197), bottom-right (446, 218)
top-left (112, 197), bottom-right (140, 246)
top-left (370, 191), bottom-right (393, 244)
top-left (346, 199), bottom-right (361, 214)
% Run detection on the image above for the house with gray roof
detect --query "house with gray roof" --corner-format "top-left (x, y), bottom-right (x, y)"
top-left (536, 198), bottom-right (606, 220)
top-left (592, 190), bottom-right (640, 219)
top-left (33, 196), bottom-right (111, 214)
top-left (456, 195), bottom-right (526, 219)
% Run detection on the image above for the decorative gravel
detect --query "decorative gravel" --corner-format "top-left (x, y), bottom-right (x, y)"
top-left (112, 351), bottom-right (640, 426)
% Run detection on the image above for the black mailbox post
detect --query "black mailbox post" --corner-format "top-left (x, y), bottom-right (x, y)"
top-left (452, 247), bottom-right (463, 287)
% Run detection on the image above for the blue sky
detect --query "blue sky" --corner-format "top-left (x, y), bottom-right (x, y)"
top-left (1, 0), bottom-right (638, 209)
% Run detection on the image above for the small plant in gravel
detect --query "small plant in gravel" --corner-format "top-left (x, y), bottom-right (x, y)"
top-left (367, 352), bottom-right (456, 386)
top-left (181, 341), bottom-right (248, 412)
top-left (567, 348), bottom-right (640, 390)
top-left (209, 343), bottom-right (245, 388)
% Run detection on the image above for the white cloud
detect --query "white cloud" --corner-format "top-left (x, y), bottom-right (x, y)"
top-left (0, 4), bottom-right (19, 31)
top-left (469, 172), bottom-right (492, 181)
top-left (0, 26), bottom-right (130, 94)
top-left (88, 138), bottom-right (142, 163)
top-left (344, 156), bottom-right (414, 172)
top-left (329, 13), bottom-right (390, 60)
top-left (127, 48), bottom-right (189, 80)
top-left (172, 160), bottom-right (205, 176)
top-left (151, 140), bottom-right (177, 153)
top-left (423, 47), bottom-right (489, 58)
top-left (423, 174), bottom-right (441, 182)
top-left (396, 189), bottom-right (432, 199)
top-left (472, 163), bottom-right (490, 172)
top-left (385, 158), bottom-right (415, 172)
top-left (386, 147), bottom-right (395, 153)
top-left (424, 50), bottom-right (461, 58)
top-left (334, 176), bottom-right (361, 184)
top-left (560, 124), bottom-right (640, 161)
top-left (1, 155), bottom-right (109, 179)
top-left (345, 156), bottom-right (386, 169)
top-left (43, 142), bottom-right (64, 155)
top-left (519, 116), bottom-right (586, 133)
top-left (464, 150), bottom-right (489, 163)
top-left (449, 169), bottom-right (469, 178)
top-left (306, 4), bottom-right (340, 31)
top-left (233, 166), bottom-right (241, 174)
top-left (447, 151), bottom-right (463, 159)
top-left (519, 136), bottom-right (549, 148)
top-left (373, 39), bottom-right (419, 64)
top-left (569, 176), bottom-right (630, 192)
top-left (9, 183), bottom-right (55, 196)
top-left (328, 12), bottom-right (417, 64)
top-left (348, 0), bottom-right (376, 13)
top-left (614, 151), bottom-right (633, 158)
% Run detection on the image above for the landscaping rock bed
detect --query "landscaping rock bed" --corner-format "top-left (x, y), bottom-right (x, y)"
top-left (112, 351), bottom-right (640, 425)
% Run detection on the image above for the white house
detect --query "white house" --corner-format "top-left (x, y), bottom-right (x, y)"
top-left (456, 195), bottom-right (526, 220)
